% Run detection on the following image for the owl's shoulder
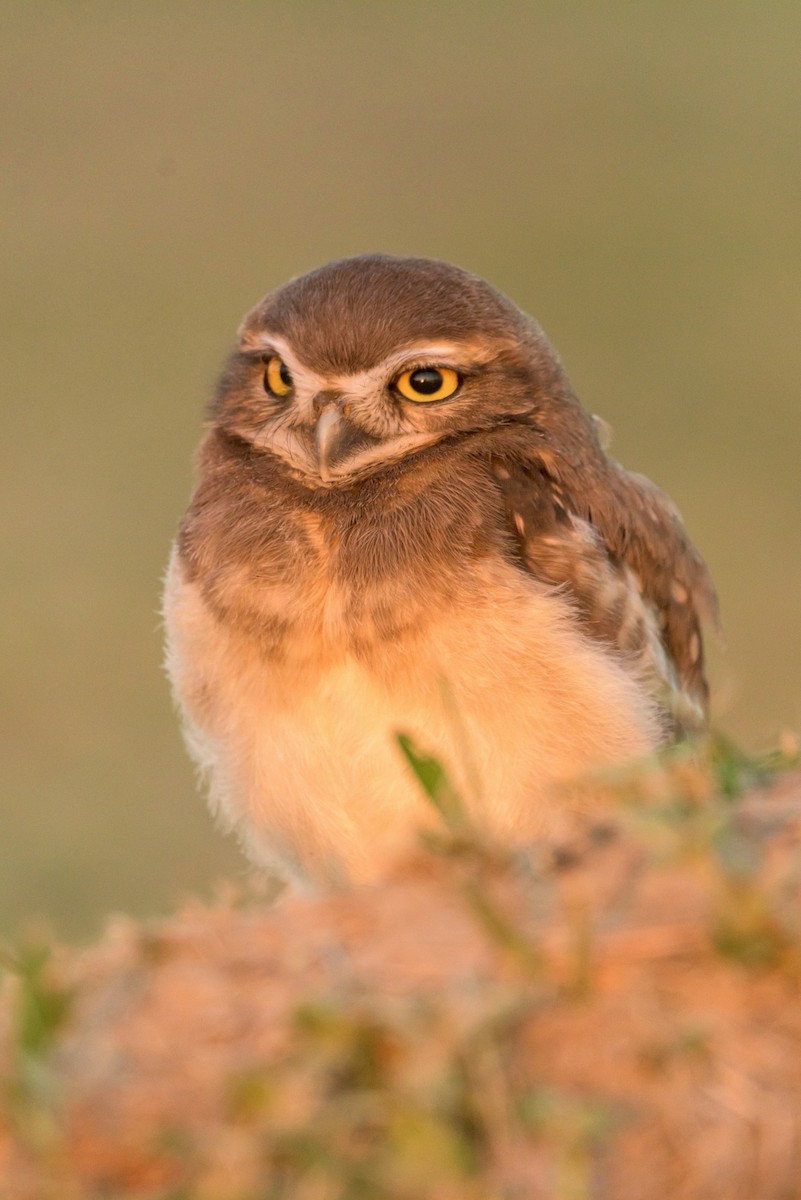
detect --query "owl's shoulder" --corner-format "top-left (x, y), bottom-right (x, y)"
top-left (464, 422), bottom-right (717, 724)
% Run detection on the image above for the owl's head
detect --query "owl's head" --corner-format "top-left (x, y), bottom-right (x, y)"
top-left (211, 255), bottom-right (569, 486)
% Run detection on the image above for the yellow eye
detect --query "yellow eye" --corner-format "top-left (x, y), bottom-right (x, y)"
top-left (264, 355), bottom-right (293, 397)
top-left (394, 366), bottom-right (460, 403)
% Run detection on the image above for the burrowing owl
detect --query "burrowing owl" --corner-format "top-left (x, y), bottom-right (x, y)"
top-left (164, 254), bottom-right (716, 885)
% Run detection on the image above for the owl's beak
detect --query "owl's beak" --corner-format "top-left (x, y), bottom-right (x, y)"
top-left (313, 402), bottom-right (379, 483)
top-left (314, 406), bottom-right (345, 483)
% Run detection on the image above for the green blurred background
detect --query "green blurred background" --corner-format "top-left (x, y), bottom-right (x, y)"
top-left (2, 2), bottom-right (799, 939)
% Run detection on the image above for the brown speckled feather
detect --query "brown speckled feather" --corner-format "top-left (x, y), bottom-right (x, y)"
top-left (471, 397), bottom-right (718, 724)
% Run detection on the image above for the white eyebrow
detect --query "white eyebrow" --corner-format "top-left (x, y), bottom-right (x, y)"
top-left (238, 331), bottom-right (484, 370)
top-left (238, 329), bottom-right (298, 360)
top-left (376, 342), bottom-right (479, 371)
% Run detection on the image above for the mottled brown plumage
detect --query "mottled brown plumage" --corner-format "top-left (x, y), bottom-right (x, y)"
top-left (164, 254), bottom-right (717, 885)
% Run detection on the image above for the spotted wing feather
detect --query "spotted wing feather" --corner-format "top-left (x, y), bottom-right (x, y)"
top-left (478, 405), bottom-right (717, 730)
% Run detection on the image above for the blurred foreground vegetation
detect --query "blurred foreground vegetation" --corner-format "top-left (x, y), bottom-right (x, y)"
top-left (1, 736), bottom-right (800, 1198)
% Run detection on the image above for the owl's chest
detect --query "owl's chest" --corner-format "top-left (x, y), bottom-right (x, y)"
top-left (187, 469), bottom-right (502, 662)
top-left (256, 518), bottom-right (483, 659)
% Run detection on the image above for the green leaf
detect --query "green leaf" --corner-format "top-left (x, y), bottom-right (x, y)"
top-left (395, 734), bottom-right (468, 834)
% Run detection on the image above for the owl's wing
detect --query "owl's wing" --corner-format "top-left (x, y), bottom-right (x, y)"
top-left (482, 412), bottom-right (718, 731)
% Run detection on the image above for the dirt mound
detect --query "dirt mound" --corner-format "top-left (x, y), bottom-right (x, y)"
top-left (2, 744), bottom-right (800, 1199)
